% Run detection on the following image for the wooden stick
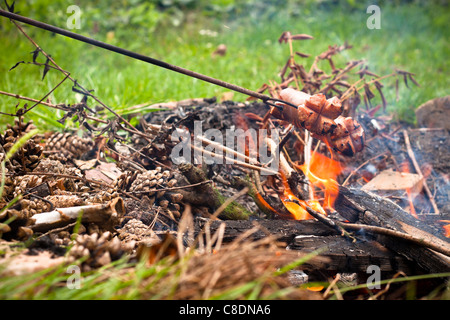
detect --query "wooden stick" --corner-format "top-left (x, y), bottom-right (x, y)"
top-left (131, 180), bottom-right (213, 193)
top-left (266, 136), bottom-right (293, 177)
top-left (26, 171), bottom-right (112, 188)
top-left (403, 130), bottom-right (440, 215)
top-left (30, 198), bottom-right (125, 232)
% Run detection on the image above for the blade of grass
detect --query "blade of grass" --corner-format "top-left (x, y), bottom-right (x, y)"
top-left (329, 272), bottom-right (450, 298)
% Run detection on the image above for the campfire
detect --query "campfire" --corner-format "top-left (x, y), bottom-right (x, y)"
top-left (0, 9), bottom-right (448, 300)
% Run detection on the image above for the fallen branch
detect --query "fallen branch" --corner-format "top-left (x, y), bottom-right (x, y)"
top-left (196, 135), bottom-right (259, 165)
top-left (189, 143), bottom-right (279, 176)
top-left (30, 197), bottom-right (125, 232)
top-left (25, 171), bottom-right (112, 188)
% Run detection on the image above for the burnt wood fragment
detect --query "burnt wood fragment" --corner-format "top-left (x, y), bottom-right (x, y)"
top-left (288, 235), bottom-right (415, 273)
top-left (195, 218), bottom-right (336, 243)
top-left (194, 218), bottom-right (415, 273)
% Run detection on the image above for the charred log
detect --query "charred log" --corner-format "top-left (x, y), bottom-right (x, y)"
top-left (335, 186), bottom-right (450, 273)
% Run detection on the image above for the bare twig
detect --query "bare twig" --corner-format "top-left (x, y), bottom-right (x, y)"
top-left (342, 151), bottom-right (388, 186)
top-left (302, 205), bottom-right (356, 242)
top-left (323, 273), bottom-right (343, 300)
top-left (403, 130), bottom-right (440, 215)
top-left (0, 90), bottom-right (109, 124)
top-left (131, 180), bottom-right (214, 194)
top-left (25, 171), bottom-right (112, 188)
top-left (9, 17), bottom-right (149, 139)
top-left (196, 135), bottom-right (259, 165)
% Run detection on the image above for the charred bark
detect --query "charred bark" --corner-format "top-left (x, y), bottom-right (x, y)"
top-left (335, 186), bottom-right (450, 273)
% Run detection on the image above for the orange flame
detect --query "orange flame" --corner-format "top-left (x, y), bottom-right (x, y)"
top-left (297, 151), bottom-right (343, 209)
top-left (279, 171), bottom-right (312, 220)
top-left (440, 220), bottom-right (450, 238)
top-left (280, 151), bottom-right (343, 220)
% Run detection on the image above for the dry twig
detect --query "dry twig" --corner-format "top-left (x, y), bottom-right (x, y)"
top-left (403, 130), bottom-right (439, 215)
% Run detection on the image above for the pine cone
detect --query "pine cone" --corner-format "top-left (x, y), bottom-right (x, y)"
top-left (115, 170), bottom-right (139, 193)
top-left (0, 174), bottom-right (15, 207)
top-left (17, 198), bottom-right (52, 216)
top-left (67, 231), bottom-right (129, 271)
top-left (33, 159), bottom-right (88, 193)
top-left (44, 132), bottom-right (94, 159)
top-left (118, 218), bottom-right (160, 250)
top-left (118, 168), bottom-right (182, 222)
top-left (13, 175), bottom-right (44, 198)
top-left (129, 168), bottom-right (182, 218)
top-left (33, 158), bottom-right (66, 174)
top-left (128, 167), bottom-right (174, 196)
top-left (85, 190), bottom-right (119, 204)
top-left (1, 118), bottom-right (43, 173)
top-left (44, 194), bottom-right (85, 208)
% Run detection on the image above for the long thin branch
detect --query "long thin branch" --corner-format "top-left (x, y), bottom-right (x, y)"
top-left (403, 130), bottom-right (440, 215)
top-left (25, 171), bottom-right (112, 188)
top-left (196, 135), bottom-right (259, 165)
top-left (301, 205), bottom-right (356, 242)
top-left (131, 180), bottom-right (214, 194)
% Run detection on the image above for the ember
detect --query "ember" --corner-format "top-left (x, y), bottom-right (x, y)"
top-left (440, 220), bottom-right (450, 238)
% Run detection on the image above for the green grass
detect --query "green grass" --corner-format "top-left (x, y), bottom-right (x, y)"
top-left (1, 246), bottom-right (448, 300)
top-left (0, 1), bottom-right (448, 130)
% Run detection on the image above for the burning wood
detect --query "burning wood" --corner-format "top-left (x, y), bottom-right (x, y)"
top-left (335, 186), bottom-right (450, 273)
